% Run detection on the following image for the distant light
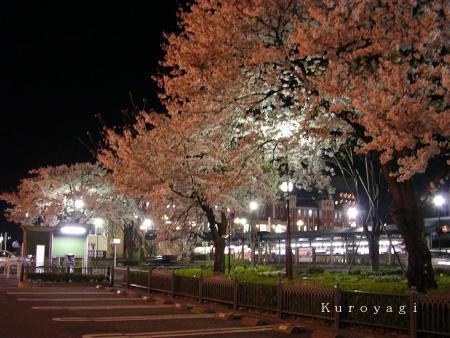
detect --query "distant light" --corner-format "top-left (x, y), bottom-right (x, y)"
top-left (249, 201), bottom-right (258, 211)
top-left (275, 224), bottom-right (285, 233)
top-left (60, 225), bottom-right (86, 235)
top-left (140, 218), bottom-right (153, 231)
top-left (25, 212), bottom-right (29, 218)
top-left (93, 217), bottom-right (104, 228)
top-left (433, 195), bottom-right (445, 207)
top-left (74, 199), bottom-right (85, 209)
top-left (279, 181), bottom-right (293, 193)
top-left (235, 218), bottom-right (247, 225)
top-left (347, 207), bottom-right (358, 220)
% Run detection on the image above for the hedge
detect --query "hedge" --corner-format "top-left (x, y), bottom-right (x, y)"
top-left (25, 272), bottom-right (107, 283)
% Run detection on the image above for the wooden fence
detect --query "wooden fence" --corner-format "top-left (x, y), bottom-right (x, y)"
top-left (116, 267), bottom-right (450, 338)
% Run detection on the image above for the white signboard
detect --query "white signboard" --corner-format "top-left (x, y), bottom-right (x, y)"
top-left (36, 245), bottom-right (45, 267)
top-left (298, 247), bottom-right (314, 263)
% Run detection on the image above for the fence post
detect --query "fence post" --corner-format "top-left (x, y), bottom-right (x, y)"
top-left (334, 283), bottom-right (341, 329)
top-left (409, 286), bottom-right (418, 338)
top-left (147, 269), bottom-right (152, 294)
top-left (199, 274), bottom-right (204, 303)
top-left (277, 278), bottom-right (283, 319)
top-left (233, 278), bottom-right (238, 311)
top-left (126, 266), bottom-right (130, 288)
top-left (171, 271), bottom-right (176, 298)
top-left (109, 266), bottom-right (115, 287)
top-left (19, 264), bottom-right (25, 282)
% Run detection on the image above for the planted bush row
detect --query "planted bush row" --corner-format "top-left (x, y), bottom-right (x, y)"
top-left (25, 272), bottom-right (107, 283)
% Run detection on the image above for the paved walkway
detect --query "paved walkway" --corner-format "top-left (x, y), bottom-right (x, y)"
top-left (0, 277), bottom-right (405, 338)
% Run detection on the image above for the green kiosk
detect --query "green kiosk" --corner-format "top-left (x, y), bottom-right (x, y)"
top-left (22, 223), bottom-right (91, 269)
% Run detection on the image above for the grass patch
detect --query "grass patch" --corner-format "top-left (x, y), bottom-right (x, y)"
top-left (165, 263), bottom-right (450, 294)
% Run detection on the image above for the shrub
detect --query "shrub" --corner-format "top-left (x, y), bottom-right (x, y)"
top-left (26, 272), bottom-right (107, 283)
top-left (306, 266), bottom-right (325, 274)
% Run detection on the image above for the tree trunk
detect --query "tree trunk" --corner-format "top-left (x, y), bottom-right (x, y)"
top-left (212, 233), bottom-right (226, 273)
top-left (204, 206), bottom-right (227, 274)
top-left (381, 163), bottom-right (437, 292)
top-left (250, 229), bottom-right (256, 267)
top-left (367, 232), bottom-right (380, 271)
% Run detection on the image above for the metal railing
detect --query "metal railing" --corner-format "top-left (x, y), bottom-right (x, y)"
top-left (115, 267), bottom-right (450, 337)
top-left (24, 266), bottom-right (109, 274)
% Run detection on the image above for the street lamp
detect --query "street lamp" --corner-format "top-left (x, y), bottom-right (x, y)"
top-left (248, 201), bottom-right (259, 267)
top-left (235, 218), bottom-right (247, 262)
top-left (433, 195), bottom-right (446, 251)
top-left (111, 238), bottom-right (121, 268)
top-left (140, 218), bottom-right (153, 231)
top-left (280, 181), bottom-right (294, 280)
top-left (347, 206), bottom-right (358, 228)
top-left (226, 209), bottom-right (235, 274)
top-left (74, 199), bottom-right (85, 209)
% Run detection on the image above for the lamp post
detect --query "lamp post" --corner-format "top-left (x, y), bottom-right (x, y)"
top-left (347, 207), bottom-right (358, 226)
top-left (111, 238), bottom-right (121, 268)
top-left (280, 181), bottom-right (294, 280)
top-left (249, 201), bottom-right (258, 267)
top-left (235, 218), bottom-right (247, 262)
top-left (226, 210), bottom-right (235, 274)
top-left (433, 195), bottom-right (445, 251)
top-left (140, 218), bottom-right (153, 261)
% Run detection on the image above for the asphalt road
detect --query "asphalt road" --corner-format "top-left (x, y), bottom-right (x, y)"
top-left (0, 282), bottom-right (300, 338)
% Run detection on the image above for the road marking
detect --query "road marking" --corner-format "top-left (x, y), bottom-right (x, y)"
top-left (53, 313), bottom-right (216, 322)
top-left (19, 297), bottom-right (138, 302)
top-left (82, 326), bottom-right (273, 338)
top-left (8, 291), bottom-right (111, 295)
top-left (33, 304), bottom-right (174, 310)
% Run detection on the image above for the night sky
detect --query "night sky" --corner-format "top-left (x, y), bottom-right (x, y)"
top-left (0, 2), bottom-right (181, 241)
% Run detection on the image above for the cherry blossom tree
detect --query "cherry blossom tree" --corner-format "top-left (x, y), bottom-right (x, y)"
top-left (99, 111), bottom-right (275, 273)
top-left (159, 0), bottom-right (449, 290)
top-left (0, 163), bottom-right (145, 241)
top-left (292, 0), bottom-right (449, 291)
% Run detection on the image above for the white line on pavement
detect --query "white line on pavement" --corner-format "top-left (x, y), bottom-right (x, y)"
top-left (53, 314), bottom-right (216, 322)
top-left (19, 297), bottom-right (139, 302)
top-left (82, 326), bottom-right (273, 338)
top-left (33, 304), bottom-right (174, 310)
top-left (8, 291), bottom-right (111, 295)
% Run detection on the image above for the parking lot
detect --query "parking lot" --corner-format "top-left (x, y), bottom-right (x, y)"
top-left (0, 284), bottom-right (300, 338)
